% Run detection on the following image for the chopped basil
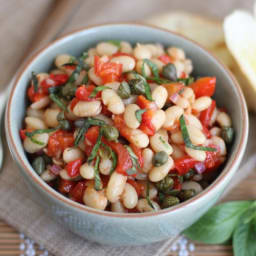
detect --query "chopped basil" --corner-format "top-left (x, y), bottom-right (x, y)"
top-left (159, 136), bottom-right (172, 150)
top-left (146, 181), bottom-right (156, 210)
top-left (147, 76), bottom-right (171, 84)
top-left (142, 59), bottom-right (159, 79)
top-left (74, 123), bottom-right (89, 146)
top-left (107, 40), bottom-right (121, 48)
top-left (89, 86), bottom-right (110, 98)
top-left (94, 155), bottom-right (103, 191)
top-left (179, 115), bottom-right (217, 152)
top-left (125, 145), bottom-right (140, 175)
top-left (49, 93), bottom-right (67, 111)
top-left (87, 128), bottom-right (103, 163)
top-left (81, 73), bottom-right (89, 84)
top-left (135, 109), bottom-right (146, 123)
top-left (31, 72), bottom-right (39, 92)
top-left (25, 127), bottom-right (58, 145)
top-left (101, 143), bottom-right (117, 174)
top-left (177, 77), bottom-right (194, 85)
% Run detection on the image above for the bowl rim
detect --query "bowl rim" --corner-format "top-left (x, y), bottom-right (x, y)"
top-left (6, 22), bottom-right (249, 218)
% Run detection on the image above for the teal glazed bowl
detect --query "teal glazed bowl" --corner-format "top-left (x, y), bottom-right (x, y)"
top-left (6, 23), bottom-right (248, 246)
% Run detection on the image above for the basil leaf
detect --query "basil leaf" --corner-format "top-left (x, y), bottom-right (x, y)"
top-left (94, 156), bottom-right (103, 191)
top-left (147, 76), bottom-right (171, 84)
top-left (27, 136), bottom-right (44, 145)
top-left (49, 93), bottom-right (67, 111)
top-left (179, 115), bottom-right (217, 152)
top-left (184, 201), bottom-right (252, 244)
top-left (146, 181), bottom-right (156, 210)
top-left (25, 128), bottom-right (58, 145)
top-left (125, 145), bottom-right (140, 174)
top-left (81, 73), bottom-right (89, 84)
top-left (32, 72), bottom-right (39, 92)
top-left (107, 40), bottom-right (121, 48)
top-left (74, 123), bottom-right (90, 146)
top-left (89, 86), bottom-right (110, 98)
top-left (87, 128), bottom-right (103, 163)
top-left (159, 136), bottom-right (172, 151)
top-left (233, 210), bottom-right (256, 256)
top-left (135, 109), bottom-right (146, 123)
top-left (142, 59), bottom-right (159, 79)
top-left (101, 143), bottom-right (117, 174)
top-left (177, 77), bottom-right (194, 85)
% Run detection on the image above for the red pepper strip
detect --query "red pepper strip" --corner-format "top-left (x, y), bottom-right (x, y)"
top-left (27, 85), bottom-right (47, 102)
top-left (202, 126), bottom-right (211, 139)
top-left (199, 100), bottom-right (216, 128)
top-left (136, 95), bottom-right (157, 110)
top-left (84, 126), bottom-right (100, 145)
top-left (111, 52), bottom-right (136, 60)
top-left (127, 179), bottom-right (145, 196)
top-left (58, 179), bottom-right (76, 194)
top-left (174, 156), bottom-right (199, 175)
top-left (204, 144), bottom-right (220, 170)
top-left (75, 85), bottom-right (99, 101)
top-left (19, 129), bottom-right (27, 140)
top-left (69, 181), bottom-right (87, 203)
top-left (113, 115), bottom-right (134, 143)
top-left (189, 77), bottom-right (216, 98)
top-left (130, 144), bottom-right (144, 168)
top-left (158, 55), bottom-right (173, 64)
top-left (70, 98), bottom-right (80, 110)
top-left (106, 141), bottom-right (132, 176)
top-left (65, 158), bottom-right (83, 178)
top-left (139, 110), bottom-right (156, 136)
top-left (41, 74), bottom-right (69, 93)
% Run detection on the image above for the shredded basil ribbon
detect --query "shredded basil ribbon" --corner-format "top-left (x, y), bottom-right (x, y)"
top-left (135, 109), bottom-right (146, 123)
top-left (89, 86), bottom-right (110, 98)
top-left (87, 128), bottom-right (103, 163)
top-left (147, 76), bottom-right (171, 84)
top-left (94, 155), bottom-right (103, 191)
top-left (159, 136), bottom-right (172, 151)
top-left (81, 73), bottom-right (89, 84)
top-left (177, 77), bottom-right (194, 85)
top-left (125, 145), bottom-right (140, 176)
top-left (49, 93), bottom-right (67, 111)
top-left (31, 72), bottom-right (39, 92)
top-left (146, 181), bottom-right (156, 210)
top-left (142, 59), bottom-right (159, 79)
top-left (101, 143), bottom-right (117, 174)
top-left (107, 40), bottom-right (121, 48)
top-left (179, 115), bottom-right (217, 152)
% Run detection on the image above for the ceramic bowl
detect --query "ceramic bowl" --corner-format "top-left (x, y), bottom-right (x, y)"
top-left (5, 23), bottom-right (248, 246)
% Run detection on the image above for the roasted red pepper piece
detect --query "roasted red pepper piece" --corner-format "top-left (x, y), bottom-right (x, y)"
top-left (158, 55), bottom-right (173, 64)
top-left (174, 156), bottom-right (199, 175)
top-left (84, 126), bottom-right (100, 145)
top-left (130, 144), bottom-right (144, 168)
top-left (75, 85), bottom-right (99, 101)
top-left (69, 181), bottom-right (87, 203)
top-left (200, 100), bottom-right (216, 128)
top-left (139, 110), bottom-right (156, 136)
top-left (136, 95), bottom-right (157, 110)
top-left (58, 179), bottom-right (76, 194)
top-left (66, 159), bottom-right (83, 178)
top-left (127, 179), bottom-right (145, 196)
top-left (189, 77), bottom-right (216, 98)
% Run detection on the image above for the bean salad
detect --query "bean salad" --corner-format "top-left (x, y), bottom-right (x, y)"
top-left (21, 41), bottom-right (234, 212)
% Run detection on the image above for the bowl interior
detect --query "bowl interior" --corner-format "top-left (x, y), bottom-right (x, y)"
top-left (6, 23), bottom-right (248, 215)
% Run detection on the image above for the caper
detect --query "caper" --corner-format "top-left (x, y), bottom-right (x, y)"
top-left (161, 196), bottom-right (180, 209)
top-left (59, 120), bottom-right (71, 131)
top-left (32, 156), bottom-right (46, 175)
top-left (129, 79), bottom-right (145, 95)
top-left (57, 111), bottom-right (65, 121)
top-left (42, 154), bottom-right (52, 165)
top-left (117, 81), bottom-right (131, 99)
top-left (156, 175), bottom-right (174, 193)
top-left (184, 169), bottom-right (195, 180)
top-left (74, 118), bottom-right (85, 128)
top-left (178, 189), bottom-right (196, 201)
top-left (153, 151), bottom-right (168, 167)
top-left (61, 83), bottom-right (76, 99)
top-left (221, 127), bottom-right (234, 144)
top-left (102, 125), bottom-right (119, 141)
top-left (162, 63), bottom-right (177, 81)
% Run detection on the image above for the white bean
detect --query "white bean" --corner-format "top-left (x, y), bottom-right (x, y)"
top-left (210, 108), bottom-right (218, 126)
top-left (63, 147), bottom-right (84, 163)
top-left (26, 108), bottom-right (44, 120)
top-left (150, 132), bottom-right (173, 155)
top-left (102, 89), bottom-right (125, 114)
top-left (25, 116), bottom-right (47, 130)
top-left (182, 181), bottom-right (203, 194)
top-left (88, 67), bottom-right (102, 85)
top-left (176, 97), bottom-right (190, 109)
top-left (23, 133), bottom-right (49, 153)
top-left (140, 181), bottom-right (158, 199)
top-left (210, 136), bottom-right (227, 156)
top-left (181, 87), bottom-right (195, 104)
top-left (65, 104), bottom-right (79, 121)
top-left (157, 129), bottom-right (169, 141)
top-left (104, 82), bottom-right (120, 91)
top-left (150, 58), bottom-right (164, 72)
top-left (55, 54), bottom-right (72, 69)
top-left (192, 96), bottom-right (212, 112)
top-left (73, 100), bottom-right (102, 117)
top-left (83, 186), bottom-right (108, 210)
top-left (80, 163), bottom-right (95, 179)
top-left (122, 95), bottom-right (138, 105)
top-left (136, 199), bottom-right (160, 212)
top-left (152, 86), bottom-right (168, 109)
top-left (41, 170), bottom-right (56, 182)
top-left (133, 44), bottom-right (152, 59)
top-left (142, 148), bottom-right (154, 173)
top-left (121, 183), bottom-right (138, 209)
top-left (59, 169), bottom-right (80, 181)
top-left (99, 158), bottom-right (112, 175)
top-left (216, 112), bottom-right (232, 127)
top-left (167, 47), bottom-right (185, 61)
top-left (185, 147), bottom-right (206, 161)
top-left (172, 145), bottom-right (185, 160)
top-left (94, 114), bottom-right (113, 125)
top-left (130, 129), bottom-right (149, 148)
top-left (184, 59), bottom-right (193, 74)
top-left (43, 108), bottom-right (60, 128)
top-left (124, 104), bottom-right (140, 129)
top-left (210, 127), bottom-right (221, 136)
top-left (120, 41), bottom-right (133, 54)
top-left (171, 131), bottom-right (184, 144)
top-left (187, 125), bottom-right (206, 145)
top-left (136, 60), bottom-right (151, 76)
top-left (30, 96), bottom-right (50, 110)
top-left (111, 200), bottom-right (127, 213)
top-left (106, 172), bottom-right (127, 203)
top-left (163, 106), bottom-right (184, 129)
top-left (185, 114), bottom-right (202, 130)
top-left (145, 44), bottom-right (162, 57)
top-left (96, 42), bottom-right (118, 56)
top-left (151, 110), bottom-right (166, 131)
top-left (111, 56), bottom-right (135, 72)
top-left (149, 156), bottom-right (174, 182)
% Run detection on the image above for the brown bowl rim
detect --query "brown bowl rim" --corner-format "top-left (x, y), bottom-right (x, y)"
top-left (6, 22), bottom-right (249, 218)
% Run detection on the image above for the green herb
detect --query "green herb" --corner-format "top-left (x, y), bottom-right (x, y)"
top-left (31, 72), bottom-right (39, 92)
top-left (159, 136), bottom-right (172, 151)
top-left (61, 56), bottom-right (77, 66)
top-left (94, 156), bottom-right (103, 191)
top-left (28, 136), bottom-right (44, 145)
top-left (74, 123), bottom-right (89, 146)
top-left (81, 73), bottom-right (89, 84)
top-left (125, 145), bottom-right (140, 175)
top-left (87, 128), bottom-right (103, 163)
top-left (135, 109), bottom-right (146, 123)
top-left (177, 77), bottom-right (194, 85)
top-left (107, 40), bottom-right (121, 48)
top-left (89, 86), bottom-right (110, 98)
top-left (179, 115), bottom-right (217, 152)
top-left (25, 128), bottom-right (58, 145)
top-left (147, 76), bottom-right (171, 84)
top-left (101, 143), bottom-right (117, 174)
top-left (49, 93), bottom-right (67, 111)
top-left (142, 59), bottom-right (159, 79)
top-left (146, 181), bottom-right (155, 210)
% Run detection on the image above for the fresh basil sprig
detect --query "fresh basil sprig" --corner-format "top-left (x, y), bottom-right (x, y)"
top-left (179, 114), bottom-right (216, 152)
top-left (184, 201), bottom-right (256, 256)
top-left (49, 93), bottom-right (67, 111)
top-left (87, 128), bottom-right (103, 163)
top-left (89, 86), bottom-right (110, 98)
top-left (142, 59), bottom-right (159, 79)
top-left (94, 155), bottom-right (103, 191)
top-left (146, 181), bottom-right (156, 210)
top-left (125, 145), bottom-right (140, 176)
top-left (135, 109), bottom-right (146, 123)
top-left (31, 72), bottom-right (39, 92)
top-left (101, 142), bottom-right (117, 174)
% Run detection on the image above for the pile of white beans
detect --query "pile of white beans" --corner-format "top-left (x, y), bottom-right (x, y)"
top-left (22, 40), bottom-right (232, 213)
